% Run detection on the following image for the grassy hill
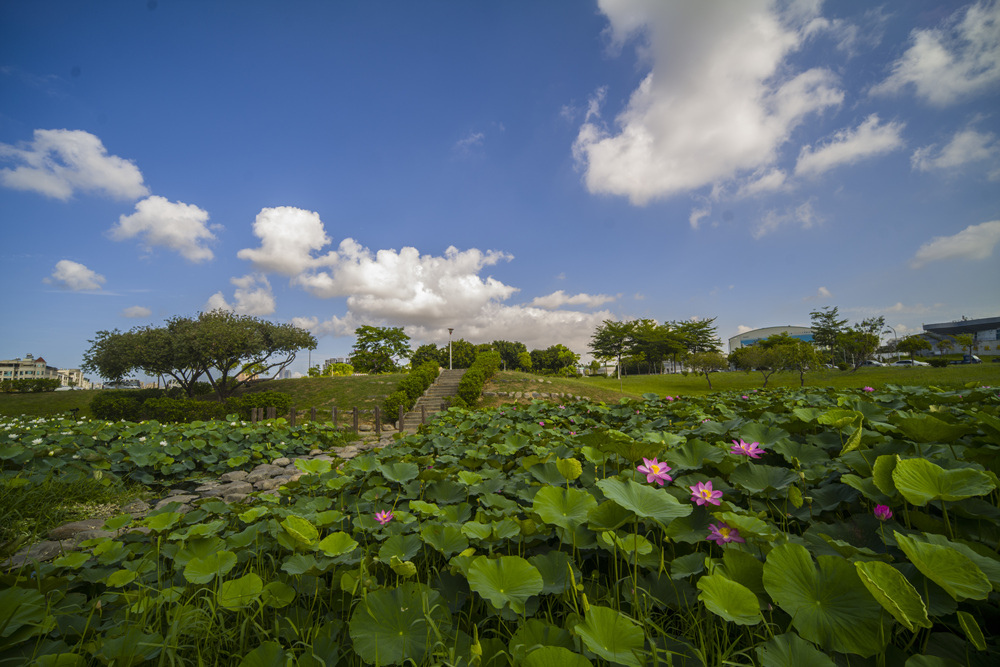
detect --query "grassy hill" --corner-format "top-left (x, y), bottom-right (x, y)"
top-left (0, 374), bottom-right (407, 420)
top-left (3, 363), bottom-right (997, 419)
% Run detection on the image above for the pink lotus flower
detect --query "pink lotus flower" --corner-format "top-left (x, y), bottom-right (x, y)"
top-left (707, 522), bottom-right (745, 544)
top-left (665, 395), bottom-right (674, 401)
top-left (863, 386), bottom-right (874, 392)
top-left (874, 505), bottom-right (892, 521)
top-left (731, 439), bottom-right (765, 458)
top-left (741, 395), bottom-right (749, 400)
top-left (374, 510), bottom-right (394, 526)
top-left (689, 481), bottom-right (723, 506)
top-left (539, 421), bottom-right (545, 426)
top-left (637, 457), bottom-right (672, 485)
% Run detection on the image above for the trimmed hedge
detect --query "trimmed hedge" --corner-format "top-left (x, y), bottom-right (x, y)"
top-left (382, 362), bottom-right (439, 421)
top-left (1, 378), bottom-right (62, 393)
top-left (456, 351), bottom-right (500, 406)
top-left (90, 389), bottom-right (294, 422)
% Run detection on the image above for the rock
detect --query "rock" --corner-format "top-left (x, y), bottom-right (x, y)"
top-left (3, 540), bottom-right (65, 568)
top-left (358, 425), bottom-right (372, 432)
top-left (219, 470), bottom-right (249, 482)
top-left (70, 529), bottom-right (115, 543)
top-left (218, 481), bottom-right (254, 496)
top-left (247, 465), bottom-right (284, 483)
top-left (154, 495), bottom-right (199, 510)
top-left (254, 478), bottom-right (284, 491)
top-left (48, 519), bottom-right (107, 540)
top-left (222, 493), bottom-right (249, 504)
top-left (271, 457), bottom-right (291, 467)
top-left (120, 500), bottom-right (150, 517)
top-left (309, 449), bottom-right (323, 455)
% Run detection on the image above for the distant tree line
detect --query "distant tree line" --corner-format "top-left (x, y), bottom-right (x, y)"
top-left (347, 326), bottom-right (581, 376)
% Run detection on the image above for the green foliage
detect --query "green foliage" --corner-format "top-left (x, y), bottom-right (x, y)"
top-left (688, 351), bottom-right (728, 388)
top-left (90, 389), bottom-right (293, 422)
top-left (4, 382), bottom-right (1000, 664)
top-left (529, 344), bottom-right (580, 375)
top-left (0, 378), bottom-right (61, 393)
top-left (928, 358), bottom-right (949, 368)
top-left (897, 335), bottom-right (932, 360)
top-left (382, 362), bottom-right (439, 420)
top-left (350, 325), bottom-right (411, 374)
top-left (491, 340), bottom-right (529, 371)
top-left (456, 351), bottom-right (500, 405)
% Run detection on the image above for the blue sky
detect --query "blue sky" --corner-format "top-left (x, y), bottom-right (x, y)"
top-left (2, 0), bottom-right (998, 378)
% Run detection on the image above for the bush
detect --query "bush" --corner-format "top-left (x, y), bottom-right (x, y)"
top-left (836, 362), bottom-right (849, 371)
top-left (141, 397), bottom-right (228, 422)
top-left (90, 391), bottom-right (145, 421)
top-left (928, 358), bottom-right (949, 368)
top-left (381, 362), bottom-right (439, 421)
top-left (383, 391), bottom-right (409, 421)
top-left (228, 391), bottom-right (293, 420)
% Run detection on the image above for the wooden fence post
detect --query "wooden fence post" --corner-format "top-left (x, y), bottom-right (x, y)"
top-left (374, 407), bottom-right (381, 436)
top-left (289, 407), bottom-right (296, 427)
top-left (352, 407), bottom-right (359, 432)
top-left (267, 407), bottom-right (276, 420)
top-left (398, 405), bottom-right (404, 430)
top-left (333, 406), bottom-right (338, 426)
top-left (421, 404), bottom-right (426, 424)
top-left (310, 407), bottom-right (317, 422)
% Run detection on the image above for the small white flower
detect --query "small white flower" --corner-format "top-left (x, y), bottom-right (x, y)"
top-left (138, 437), bottom-right (146, 442)
top-left (160, 440), bottom-right (168, 446)
top-left (32, 438), bottom-right (43, 445)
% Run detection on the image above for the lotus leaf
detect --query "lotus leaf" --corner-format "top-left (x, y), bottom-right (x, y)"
top-left (596, 478), bottom-right (692, 525)
top-left (238, 641), bottom-right (287, 667)
top-left (348, 583), bottom-right (450, 666)
top-left (894, 532), bottom-right (991, 601)
top-left (891, 457), bottom-right (994, 505)
top-left (318, 531), bottom-right (358, 557)
top-left (218, 573), bottom-right (263, 611)
top-left (573, 605), bottom-right (644, 667)
top-left (854, 560), bottom-right (931, 631)
top-left (756, 632), bottom-right (836, 667)
top-left (532, 486), bottom-right (596, 531)
top-left (763, 543), bottom-right (888, 657)
top-left (183, 550), bottom-right (236, 584)
top-left (467, 555), bottom-right (543, 613)
top-left (697, 573), bottom-right (761, 625)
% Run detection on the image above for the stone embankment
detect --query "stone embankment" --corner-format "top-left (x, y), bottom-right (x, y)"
top-left (2, 433), bottom-right (395, 570)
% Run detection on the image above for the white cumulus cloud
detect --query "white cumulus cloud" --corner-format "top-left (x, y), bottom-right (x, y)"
top-left (795, 114), bottom-right (905, 177)
top-left (0, 129), bottom-right (148, 200)
top-left (910, 220), bottom-right (1000, 268)
top-left (237, 207), bottom-right (333, 275)
top-left (43, 259), bottom-right (105, 291)
top-left (529, 290), bottom-right (616, 309)
top-left (205, 274), bottom-right (275, 316)
top-left (754, 200), bottom-right (823, 239)
top-left (573, 0), bottom-right (843, 204)
top-left (911, 128), bottom-right (998, 171)
top-left (872, 1), bottom-right (1000, 105)
top-left (121, 306), bottom-right (152, 318)
top-left (110, 196), bottom-right (216, 262)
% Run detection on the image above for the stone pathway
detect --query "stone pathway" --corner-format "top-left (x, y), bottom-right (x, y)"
top-left (2, 432), bottom-right (396, 570)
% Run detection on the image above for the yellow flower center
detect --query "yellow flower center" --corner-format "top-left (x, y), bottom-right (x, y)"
top-left (719, 527), bottom-right (731, 538)
top-left (650, 464), bottom-right (660, 473)
top-left (700, 488), bottom-right (712, 499)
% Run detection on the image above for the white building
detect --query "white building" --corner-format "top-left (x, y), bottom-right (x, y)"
top-left (727, 326), bottom-right (813, 352)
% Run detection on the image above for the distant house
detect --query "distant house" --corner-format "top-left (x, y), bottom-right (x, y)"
top-left (0, 354), bottom-right (61, 382)
top-left (57, 368), bottom-right (93, 389)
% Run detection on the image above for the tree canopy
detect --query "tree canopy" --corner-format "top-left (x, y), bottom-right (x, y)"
top-left (82, 310), bottom-right (316, 400)
top-left (349, 326), bottom-right (411, 374)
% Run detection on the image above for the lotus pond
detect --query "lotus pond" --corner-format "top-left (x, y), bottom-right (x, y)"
top-left (1, 384), bottom-right (999, 666)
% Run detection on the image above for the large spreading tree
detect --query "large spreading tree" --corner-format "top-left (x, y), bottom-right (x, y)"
top-left (82, 310), bottom-right (316, 400)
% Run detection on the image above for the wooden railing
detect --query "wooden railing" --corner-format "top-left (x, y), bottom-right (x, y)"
top-left (247, 405), bottom-right (430, 435)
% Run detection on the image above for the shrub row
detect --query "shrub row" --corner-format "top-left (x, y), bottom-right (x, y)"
top-left (454, 351), bottom-right (501, 407)
top-left (1, 378), bottom-right (61, 393)
top-left (927, 358), bottom-right (949, 368)
top-left (90, 389), bottom-right (292, 422)
top-left (383, 362), bottom-right (440, 421)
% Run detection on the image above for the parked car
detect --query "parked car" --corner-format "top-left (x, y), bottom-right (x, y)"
top-left (891, 359), bottom-right (930, 367)
top-left (860, 360), bottom-right (886, 367)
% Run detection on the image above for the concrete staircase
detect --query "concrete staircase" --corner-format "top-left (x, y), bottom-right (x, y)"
top-left (399, 368), bottom-right (466, 433)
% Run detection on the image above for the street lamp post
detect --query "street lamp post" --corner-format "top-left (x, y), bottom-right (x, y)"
top-left (884, 325), bottom-right (898, 361)
top-left (448, 328), bottom-right (454, 371)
